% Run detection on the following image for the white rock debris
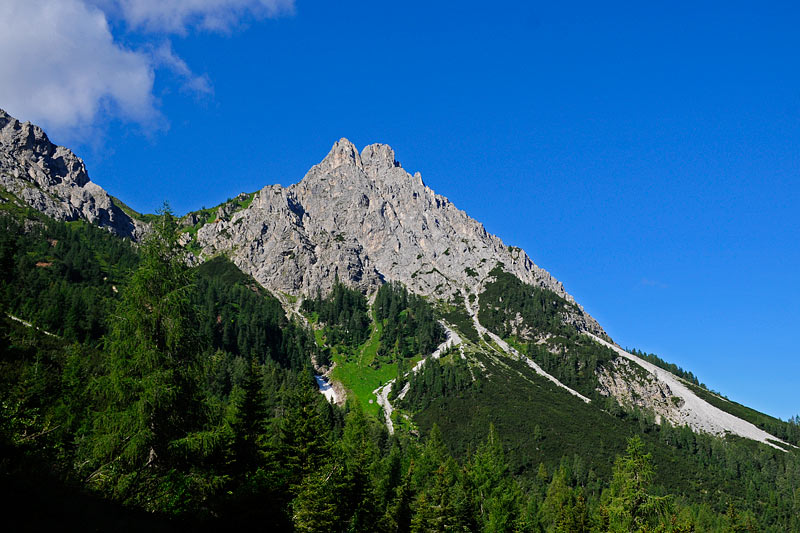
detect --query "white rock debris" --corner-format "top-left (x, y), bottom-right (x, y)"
top-left (588, 334), bottom-right (791, 450)
top-left (375, 322), bottom-right (463, 434)
top-left (463, 289), bottom-right (592, 403)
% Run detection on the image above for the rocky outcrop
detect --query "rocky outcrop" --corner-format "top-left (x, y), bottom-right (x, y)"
top-left (591, 334), bottom-right (790, 449)
top-left (0, 109), bottom-right (144, 239)
top-left (196, 139), bottom-right (605, 335)
top-left (597, 357), bottom-right (680, 423)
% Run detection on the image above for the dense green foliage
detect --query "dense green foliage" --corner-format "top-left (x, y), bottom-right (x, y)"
top-left (194, 256), bottom-right (316, 371)
top-left (478, 265), bottom-right (580, 340)
top-left (301, 280), bottom-right (371, 346)
top-left (374, 281), bottom-right (444, 360)
top-left (477, 265), bottom-right (618, 400)
top-left (1, 208), bottom-right (799, 531)
top-left (0, 212), bottom-right (138, 343)
top-left (399, 351), bottom-right (476, 411)
top-left (84, 209), bottom-right (209, 502)
top-left (409, 351), bottom-right (800, 531)
top-left (525, 338), bottom-right (618, 401)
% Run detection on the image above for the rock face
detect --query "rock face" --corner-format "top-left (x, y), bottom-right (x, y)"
top-left (590, 334), bottom-right (789, 449)
top-left (597, 358), bottom-right (680, 423)
top-left (0, 109), bottom-right (143, 239)
top-left (1, 114), bottom-right (790, 448)
top-left (195, 139), bottom-right (605, 335)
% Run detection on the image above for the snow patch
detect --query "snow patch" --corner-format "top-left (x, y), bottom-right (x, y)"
top-left (314, 373), bottom-right (339, 404)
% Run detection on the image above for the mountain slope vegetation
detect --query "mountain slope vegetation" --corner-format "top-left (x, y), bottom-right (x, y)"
top-left (1, 206), bottom-right (798, 531)
top-left (1, 113), bottom-right (798, 531)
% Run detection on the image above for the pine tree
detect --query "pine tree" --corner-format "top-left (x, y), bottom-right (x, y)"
top-left (411, 456), bottom-right (473, 532)
top-left (230, 358), bottom-right (268, 474)
top-left (467, 425), bottom-right (521, 532)
top-left (292, 463), bottom-right (344, 533)
top-left (382, 461), bottom-right (415, 533)
top-left (337, 402), bottom-right (380, 530)
top-left (84, 204), bottom-right (206, 502)
top-left (271, 383), bottom-right (330, 493)
top-left (602, 435), bottom-right (668, 532)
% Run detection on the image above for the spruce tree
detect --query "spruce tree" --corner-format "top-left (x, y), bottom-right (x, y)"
top-left (602, 435), bottom-right (668, 532)
top-left (230, 358), bottom-right (268, 474)
top-left (84, 205), bottom-right (205, 500)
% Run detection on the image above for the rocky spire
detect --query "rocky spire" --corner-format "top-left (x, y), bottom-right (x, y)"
top-left (361, 143), bottom-right (398, 172)
top-left (0, 109), bottom-right (143, 239)
top-left (194, 137), bottom-right (604, 336)
top-left (318, 138), bottom-right (362, 171)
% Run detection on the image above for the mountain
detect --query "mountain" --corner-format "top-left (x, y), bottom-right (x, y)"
top-left (0, 108), bottom-right (143, 240)
top-left (183, 137), bottom-right (788, 449)
top-left (1, 109), bottom-right (799, 531)
top-left (192, 139), bottom-right (596, 331)
top-left (0, 108), bottom-right (793, 449)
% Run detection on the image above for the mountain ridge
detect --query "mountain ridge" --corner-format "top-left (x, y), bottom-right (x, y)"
top-left (0, 108), bottom-right (145, 240)
top-left (192, 137), bottom-right (605, 336)
top-left (0, 108), bottom-right (794, 451)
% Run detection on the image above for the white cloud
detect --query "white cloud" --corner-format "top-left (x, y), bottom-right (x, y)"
top-left (0, 0), bottom-right (292, 140)
top-left (150, 41), bottom-right (213, 97)
top-left (640, 278), bottom-right (669, 289)
top-left (100, 0), bottom-right (295, 34)
top-left (0, 0), bottom-right (159, 136)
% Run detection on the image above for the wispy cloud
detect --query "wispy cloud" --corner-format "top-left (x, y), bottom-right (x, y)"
top-left (150, 41), bottom-right (214, 98)
top-left (0, 0), bottom-right (159, 138)
top-left (0, 0), bottom-right (293, 140)
top-left (94, 0), bottom-right (295, 35)
top-left (640, 278), bottom-right (669, 289)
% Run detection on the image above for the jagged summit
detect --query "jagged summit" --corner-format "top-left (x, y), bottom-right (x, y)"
top-left (193, 136), bottom-right (604, 335)
top-left (313, 138), bottom-right (400, 176)
top-left (318, 138), bottom-right (362, 170)
top-left (0, 108), bottom-right (143, 239)
top-left (361, 142), bottom-right (399, 170)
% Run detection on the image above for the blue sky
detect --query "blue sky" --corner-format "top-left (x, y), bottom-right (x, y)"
top-left (2, 1), bottom-right (798, 419)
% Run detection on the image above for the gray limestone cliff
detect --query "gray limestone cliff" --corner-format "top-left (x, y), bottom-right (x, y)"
top-left (0, 107), bottom-right (603, 335)
top-left (0, 108), bottom-right (144, 239)
top-left (195, 138), bottom-right (604, 336)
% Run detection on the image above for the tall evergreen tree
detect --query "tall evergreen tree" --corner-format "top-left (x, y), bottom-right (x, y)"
top-left (230, 358), bottom-right (268, 474)
top-left (601, 435), bottom-right (668, 532)
top-left (83, 205), bottom-right (206, 501)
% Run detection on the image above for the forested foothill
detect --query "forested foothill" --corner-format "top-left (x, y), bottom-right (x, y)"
top-left (1, 206), bottom-right (799, 531)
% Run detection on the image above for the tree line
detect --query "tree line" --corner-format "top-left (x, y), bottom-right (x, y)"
top-left (1, 207), bottom-right (798, 531)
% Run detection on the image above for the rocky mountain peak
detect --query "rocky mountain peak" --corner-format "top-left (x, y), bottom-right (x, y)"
top-left (0, 108), bottom-right (11, 127)
top-left (0, 109), bottom-right (142, 239)
top-left (361, 143), bottom-right (398, 172)
top-left (318, 138), bottom-right (362, 171)
top-left (0, 110), bottom-right (90, 188)
top-left (195, 137), bottom-right (605, 336)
